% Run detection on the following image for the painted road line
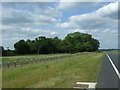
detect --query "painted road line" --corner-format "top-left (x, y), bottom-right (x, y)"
top-left (106, 53), bottom-right (120, 79)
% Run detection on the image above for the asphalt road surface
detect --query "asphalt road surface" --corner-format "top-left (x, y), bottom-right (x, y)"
top-left (97, 53), bottom-right (120, 89)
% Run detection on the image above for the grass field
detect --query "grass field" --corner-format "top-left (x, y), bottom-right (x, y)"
top-left (111, 50), bottom-right (120, 53)
top-left (104, 50), bottom-right (120, 53)
top-left (2, 53), bottom-right (69, 67)
top-left (2, 53), bottom-right (103, 88)
top-left (2, 53), bottom-right (68, 62)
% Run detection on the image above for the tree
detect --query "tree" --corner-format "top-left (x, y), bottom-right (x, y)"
top-left (75, 42), bottom-right (84, 52)
top-left (0, 46), bottom-right (14, 56)
top-left (64, 32), bottom-right (100, 53)
top-left (50, 37), bottom-right (62, 53)
top-left (90, 38), bottom-right (100, 51)
top-left (2, 32), bottom-right (100, 56)
top-left (11, 32), bottom-right (100, 55)
top-left (26, 39), bottom-right (36, 54)
top-left (34, 36), bottom-right (57, 54)
top-left (1, 46), bottom-right (7, 56)
top-left (14, 40), bottom-right (30, 54)
top-left (42, 38), bottom-right (56, 54)
top-left (35, 36), bottom-right (47, 54)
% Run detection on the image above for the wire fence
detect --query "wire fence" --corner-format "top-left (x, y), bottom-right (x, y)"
top-left (1, 53), bottom-right (81, 69)
top-left (1, 52), bottom-right (91, 69)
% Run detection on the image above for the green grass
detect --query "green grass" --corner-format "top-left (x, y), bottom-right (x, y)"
top-left (2, 53), bottom-right (67, 62)
top-left (104, 50), bottom-right (120, 53)
top-left (111, 50), bottom-right (120, 53)
top-left (3, 53), bottom-right (103, 88)
top-left (2, 53), bottom-right (70, 67)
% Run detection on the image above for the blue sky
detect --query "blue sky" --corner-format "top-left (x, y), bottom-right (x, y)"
top-left (1, 1), bottom-right (119, 49)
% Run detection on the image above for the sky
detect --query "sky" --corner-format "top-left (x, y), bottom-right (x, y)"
top-left (1, 1), bottom-right (119, 50)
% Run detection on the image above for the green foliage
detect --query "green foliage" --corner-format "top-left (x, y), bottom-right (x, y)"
top-left (63, 32), bottom-right (100, 53)
top-left (26, 39), bottom-right (36, 54)
top-left (2, 32), bottom-right (100, 56)
top-left (3, 53), bottom-right (103, 88)
top-left (14, 40), bottom-right (30, 54)
top-left (34, 36), bottom-right (57, 54)
top-left (51, 37), bottom-right (62, 53)
top-left (1, 46), bottom-right (15, 56)
top-left (1, 46), bottom-right (6, 56)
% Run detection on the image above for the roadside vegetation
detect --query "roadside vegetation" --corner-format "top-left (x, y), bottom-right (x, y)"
top-left (3, 52), bottom-right (103, 88)
top-left (110, 50), bottom-right (120, 53)
top-left (2, 53), bottom-right (71, 68)
top-left (2, 32), bottom-right (102, 88)
top-left (1, 32), bottom-right (100, 56)
top-left (2, 53), bottom-right (68, 62)
top-left (102, 50), bottom-right (120, 53)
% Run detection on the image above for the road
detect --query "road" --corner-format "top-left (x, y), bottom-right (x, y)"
top-left (96, 53), bottom-right (120, 89)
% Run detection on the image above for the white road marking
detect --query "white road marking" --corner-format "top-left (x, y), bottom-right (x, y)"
top-left (75, 82), bottom-right (97, 88)
top-left (106, 53), bottom-right (120, 79)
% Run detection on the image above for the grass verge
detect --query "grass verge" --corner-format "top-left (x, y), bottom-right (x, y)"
top-left (2, 53), bottom-right (103, 88)
top-left (2, 53), bottom-right (68, 62)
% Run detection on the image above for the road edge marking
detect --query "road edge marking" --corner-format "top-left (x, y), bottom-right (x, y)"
top-left (106, 53), bottom-right (120, 79)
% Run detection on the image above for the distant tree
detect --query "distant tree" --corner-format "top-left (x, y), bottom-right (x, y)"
top-left (75, 42), bottom-right (84, 52)
top-left (61, 40), bottom-right (74, 53)
top-left (26, 39), bottom-right (36, 54)
top-left (50, 37), bottom-right (62, 53)
top-left (14, 40), bottom-right (30, 54)
top-left (42, 38), bottom-right (56, 54)
top-left (64, 32), bottom-right (100, 53)
top-left (0, 46), bottom-right (14, 56)
top-left (34, 36), bottom-right (57, 54)
top-left (9, 32), bottom-right (100, 55)
top-left (35, 36), bottom-right (47, 54)
top-left (0, 46), bottom-right (7, 56)
top-left (90, 38), bottom-right (100, 51)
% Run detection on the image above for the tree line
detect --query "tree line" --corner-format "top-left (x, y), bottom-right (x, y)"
top-left (1, 32), bottom-right (100, 56)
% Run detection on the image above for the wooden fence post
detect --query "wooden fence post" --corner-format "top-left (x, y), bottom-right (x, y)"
top-left (14, 61), bottom-right (16, 67)
top-left (20, 60), bottom-right (22, 66)
top-left (26, 60), bottom-right (28, 65)
top-left (31, 59), bottom-right (33, 64)
top-left (7, 62), bottom-right (10, 68)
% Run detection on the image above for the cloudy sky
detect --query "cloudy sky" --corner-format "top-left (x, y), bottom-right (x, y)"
top-left (1, 1), bottom-right (119, 49)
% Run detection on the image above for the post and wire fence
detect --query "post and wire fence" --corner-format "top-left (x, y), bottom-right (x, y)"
top-left (1, 52), bottom-right (88, 69)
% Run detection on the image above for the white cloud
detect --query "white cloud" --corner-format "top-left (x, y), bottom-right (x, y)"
top-left (57, 2), bottom-right (102, 10)
top-left (103, 29), bottom-right (110, 32)
top-left (2, 8), bottom-right (59, 26)
top-left (2, 2), bottom-right (61, 27)
top-left (2, 25), bottom-right (58, 37)
top-left (2, 9), bottom-right (33, 25)
top-left (74, 29), bottom-right (86, 33)
top-left (36, 7), bottom-right (62, 17)
top-left (96, 1), bottom-right (118, 19)
top-left (58, 1), bottom-right (118, 31)
top-left (2, 2), bottom-right (62, 17)
top-left (56, 22), bottom-right (78, 29)
top-left (50, 31), bottom-right (58, 35)
top-left (68, 29), bottom-right (99, 34)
